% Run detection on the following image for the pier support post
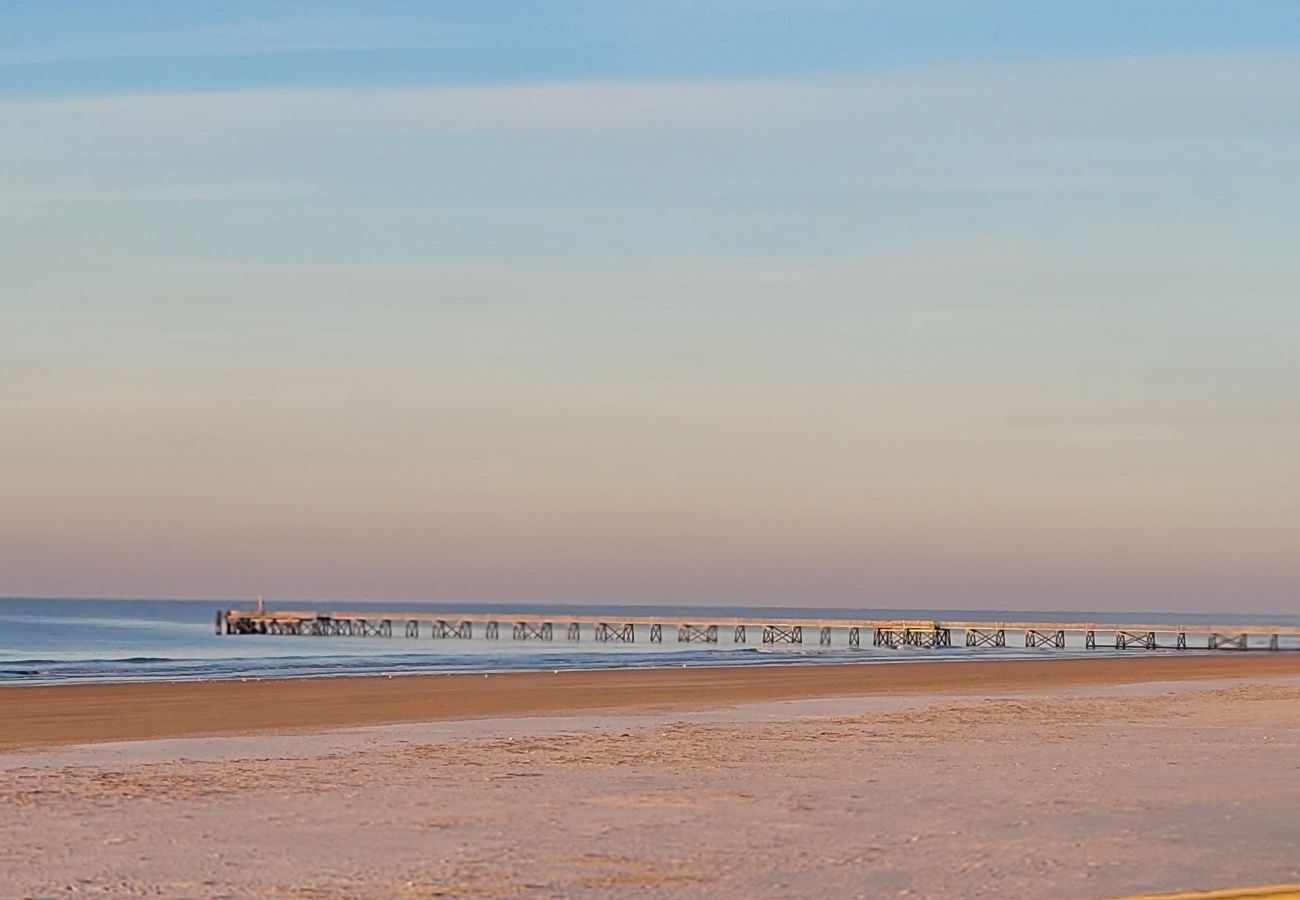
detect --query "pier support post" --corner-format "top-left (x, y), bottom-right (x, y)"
top-left (216, 610), bottom-right (1300, 654)
top-left (347, 619), bottom-right (392, 638)
top-left (678, 624), bottom-right (718, 643)
top-left (965, 629), bottom-right (1006, 648)
top-left (513, 622), bottom-right (553, 641)
top-left (904, 628), bottom-right (950, 648)
top-left (1025, 629), bottom-right (1065, 649)
top-left (596, 623), bottom-right (635, 643)
top-left (763, 625), bottom-right (802, 644)
top-left (1209, 633), bottom-right (1248, 651)
top-left (432, 620), bottom-right (472, 639)
top-left (1116, 631), bottom-right (1156, 650)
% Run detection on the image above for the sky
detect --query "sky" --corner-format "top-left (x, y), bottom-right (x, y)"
top-left (2, 2), bottom-right (1299, 612)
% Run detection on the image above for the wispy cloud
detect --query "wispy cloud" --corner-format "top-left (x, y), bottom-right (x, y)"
top-left (0, 12), bottom-right (468, 66)
top-left (2, 51), bottom-right (1295, 242)
top-left (3, 51), bottom-right (1296, 141)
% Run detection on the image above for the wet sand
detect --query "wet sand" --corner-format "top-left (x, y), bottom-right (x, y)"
top-left (4, 654), bottom-right (1300, 750)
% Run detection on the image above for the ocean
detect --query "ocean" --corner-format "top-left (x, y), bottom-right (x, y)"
top-left (2, 598), bottom-right (1296, 686)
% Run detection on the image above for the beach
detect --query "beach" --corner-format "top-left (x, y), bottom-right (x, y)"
top-left (4, 654), bottom-right (1300, 750)
top-left (4, 657), bottom-right (1300, 898)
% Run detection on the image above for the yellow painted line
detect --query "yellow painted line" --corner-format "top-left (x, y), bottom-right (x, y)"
top-left (1117, 886), bottom-right (1300, 900)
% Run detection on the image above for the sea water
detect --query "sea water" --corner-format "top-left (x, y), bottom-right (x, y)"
top-left (1, 598), bottom-right (1295, 686)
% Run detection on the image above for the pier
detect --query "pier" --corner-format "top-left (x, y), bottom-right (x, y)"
top-left (218, 609), bottom-right (1300, 652)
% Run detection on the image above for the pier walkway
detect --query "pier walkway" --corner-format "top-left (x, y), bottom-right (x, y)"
top-left (219, 609), bottom-right (1300, 651)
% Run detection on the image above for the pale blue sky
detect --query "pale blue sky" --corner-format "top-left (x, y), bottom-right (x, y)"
top-left (2, 3), bottom-right (1299, 610)
top-left (3, 1), bottom-right (1299, 96)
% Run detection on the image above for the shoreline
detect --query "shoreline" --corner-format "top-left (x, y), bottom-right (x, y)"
top-left (4, 654), bottom-right (1300, 751)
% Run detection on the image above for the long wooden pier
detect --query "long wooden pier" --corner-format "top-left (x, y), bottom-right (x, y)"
top-left (218, 609), bottom-right (1300, 651)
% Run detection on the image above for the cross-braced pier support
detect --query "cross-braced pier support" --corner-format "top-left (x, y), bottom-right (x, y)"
top-left (325, 618), bottom-right (390, 637)
top-left (288, 619), bottom-right (317, 636)
top-left (848, 626), bottom-right (860, 648)
top-left (595, 623), bottom-right (635, 643)
top-left (965, 628), bottom-right (1006, 647)
top-left (650, 624), bottom-right (663, 643)
top-left (1025, 629), bottom-right (1065, 649)
top-left (1177, 632), bottom-right (1187, 649)
top-left (405, 620), bottom-right (419, 638)
top-left (874, 627), bottom-right (903, 648)
top-left (1115, 630), bottom-right (1156, 650)
top-left (1209, 633), bottom-right (1248, 651)
top-left (513, 622), bottom-right (553, 641)
top-left (567, 622), bottom-right (581, 641)
top-left (432, 619), bottom-right (472, 639)
top-left (256, 617), bottom-right (392, 638)
top-left (871, 626), bottom-right (949, 648)
top-left (904, 628), bottom-right (951, 648)
top-left (763, 625), bottom-right (802, 644)
top-left (678, 624), bottom-right (718, 643)
top-left (263, 618), bottom-right (392, 638)
top-left (820, 627), bottom-right (832, 646)
top-left (485, 621), bottom-right (499, 640)
top-left (734, 625), bottom-right (746, 644)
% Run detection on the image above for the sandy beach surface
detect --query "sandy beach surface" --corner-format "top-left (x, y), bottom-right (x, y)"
top-left (5, 655), bottom-right (1300, 751)
top-left (4, 657), bottom-right (1300, 898)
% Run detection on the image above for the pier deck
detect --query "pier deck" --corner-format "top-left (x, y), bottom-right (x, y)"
top-left (219, 609), bottom-right (1300, 651)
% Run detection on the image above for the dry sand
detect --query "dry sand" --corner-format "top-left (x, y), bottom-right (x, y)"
top-left (3, 658), bottom-right (1300, 898)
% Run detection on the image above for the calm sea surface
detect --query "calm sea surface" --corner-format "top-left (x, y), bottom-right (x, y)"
top-left (2, 598), bottom-right (1296, 686)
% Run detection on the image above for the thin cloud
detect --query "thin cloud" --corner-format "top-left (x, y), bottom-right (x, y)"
top-left (1, 51), bottom-right (1295, 223)
top-left (2, 50), bottom-right (1296, 141)
top-left (0, 13), bottom-right (469, 66)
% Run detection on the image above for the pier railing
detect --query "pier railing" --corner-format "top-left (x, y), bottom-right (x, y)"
top-left (218, 609), bottom-right (1300, 652)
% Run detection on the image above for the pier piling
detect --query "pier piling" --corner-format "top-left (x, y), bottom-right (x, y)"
top-left (1115, 631), bottom-right (1157, 650)
top-left (763, 625), bottom-right (802, 644)
top-left (678, 624), bottom-right (718, 643)
top-left (219, 610), bottom-right (1300, 656)
top-left (1209, 633), bottom-right (1248, 651)
top-left (1025, 629), bottom-right (1066, 649)
top-left (966, 628), bottom-right (1006, 648)
top-left (595, 623), bottom-right (635, 643)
